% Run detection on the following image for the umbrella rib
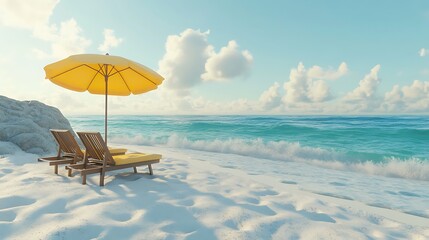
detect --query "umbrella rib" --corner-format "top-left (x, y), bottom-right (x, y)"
top-left (98, 64), bottom-right (107, 76)
top-left (107, 65), bottom-right (115, 76)
top-left (108, 67), bottom-right (128, 77)
top-left (49, 64), bottom-right (102, 79)
top-left (86, 64), bottom-right (105, 89)
top-left (109, 67), bottom-right (158, 86)
top-left (112, 66), bottom-right (132, 93)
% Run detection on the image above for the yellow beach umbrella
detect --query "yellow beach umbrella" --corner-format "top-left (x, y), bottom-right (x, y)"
top-left (44, 53), bottom-right (164, 144)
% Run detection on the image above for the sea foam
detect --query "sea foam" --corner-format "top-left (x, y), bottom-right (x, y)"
top-left (110, 134), bottom-right (429, 181)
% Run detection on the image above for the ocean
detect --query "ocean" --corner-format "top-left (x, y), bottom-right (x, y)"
top-left (68, 115), bottom-right (429, 181)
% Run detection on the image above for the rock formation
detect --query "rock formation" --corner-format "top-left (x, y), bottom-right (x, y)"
top-left (0, 95), bottom-right (73, 155)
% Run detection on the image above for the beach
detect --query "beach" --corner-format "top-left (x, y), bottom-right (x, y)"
top-left (1, 143), bottom-right (428, 239)
top-left (1, 1), bottom-right (429, 239)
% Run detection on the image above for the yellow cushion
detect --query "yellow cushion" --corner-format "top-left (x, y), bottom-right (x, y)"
top-left (108, 148), bottom-right (127, 155)
top-left (81, 148), bottom-right (127, 155)
top-left (112, 153), bottom-right (162, 165)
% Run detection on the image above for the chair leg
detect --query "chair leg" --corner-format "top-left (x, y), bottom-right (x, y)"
top-left (100, 170), bottom-right (105, 186)
top-left (54, 165), bottom-right (58, 175)
top-left (148, 164), bottom-right (153, 175)
top-left (82, 174), bottom-right (87, 185)
top-left (133, 166), bottom-right (137, 173)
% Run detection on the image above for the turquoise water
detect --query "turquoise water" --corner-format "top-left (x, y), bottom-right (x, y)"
top-left (68, 115), bottom-right (429, 179)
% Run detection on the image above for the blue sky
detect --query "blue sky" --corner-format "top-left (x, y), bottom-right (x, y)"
top-left (0, 0), bottom-right (429, 115)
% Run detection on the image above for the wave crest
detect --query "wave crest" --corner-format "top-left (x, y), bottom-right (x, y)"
top-left (110, 134), bottom-right (429, 181)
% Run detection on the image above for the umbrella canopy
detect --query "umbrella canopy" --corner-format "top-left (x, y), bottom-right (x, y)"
top-left (44, 53), bottom-right (164, 143)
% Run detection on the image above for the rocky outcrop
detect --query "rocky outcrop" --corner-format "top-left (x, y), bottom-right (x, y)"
top-left (0, 95), bottom-right (73, 155)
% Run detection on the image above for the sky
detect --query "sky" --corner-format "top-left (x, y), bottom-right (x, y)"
top-left (0, 0), bottom-right (429, 115)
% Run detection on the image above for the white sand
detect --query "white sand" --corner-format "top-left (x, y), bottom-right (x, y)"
top-left (0, 144), bottom-right (428, 240)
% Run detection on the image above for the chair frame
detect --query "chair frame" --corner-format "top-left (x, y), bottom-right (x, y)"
top-left (66, 131), bottom-right (160, 186)
top-left (38, 129), bottom-right (84, 174)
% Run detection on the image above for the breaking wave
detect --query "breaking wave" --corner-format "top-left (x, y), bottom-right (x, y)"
top-left (110, 134), bottom-right (429, 181)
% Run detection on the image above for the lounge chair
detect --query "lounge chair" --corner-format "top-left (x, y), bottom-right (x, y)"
top-left (38, 129), bottom-right (127, 174)
top-left (38, 129), bottom-right (84, 174)
top-left (66, 131), bottom-right (161, 186)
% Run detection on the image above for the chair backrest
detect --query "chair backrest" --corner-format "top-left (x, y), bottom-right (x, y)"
top-left (76, 132), bottom-right (115, 165)
top-left (50, 129), bottom-right (84, 158)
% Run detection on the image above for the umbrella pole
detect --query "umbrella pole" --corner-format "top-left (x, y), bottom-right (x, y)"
top-left (105, 64), bottom-right (108, 145)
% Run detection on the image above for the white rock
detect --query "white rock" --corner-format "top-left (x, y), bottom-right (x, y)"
top-left (0, 95), bottom-right (74, 155)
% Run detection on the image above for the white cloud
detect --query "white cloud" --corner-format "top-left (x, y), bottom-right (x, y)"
top-left (419, 48), bottom-right (428, 57)
top-left (282, 62), bottom-right (347, 104)
top-left (0, 0), bottom-right (58, 30)
top-left (33, 18), bottom-right (91, 59)
top-left (343, 64), bottom-right (381, 102)
top-left (158, 29), bottom-right (253, 95)
top-left (158, 29), bottom-right (213, 92)
top-left (202, 40), bottom-right (253, 81)
top-left (401, 80), bottom-right (429, 99)
top-left (337, 64), bottom-right (383, 113)
top-left (382, 80), bottom-right (429, 112)
top-left (259, 82), bottom-right (282, 110)
top-left (98, 29), bottom-right (123, 53)
top-left (0, 0), bottom-right (91, 60)
top-left (307, 62), bottom-right (348, 80)
top-left (108, 60), bottom-right (427, 115)
top-left (307, 79), bottom-right (331, 102)
top-left (40, 70), bottom-right (429, 115)
top-left (382, 85), bottom-right (404, 111)
top-left (283, 63), bottom-right (308, 103)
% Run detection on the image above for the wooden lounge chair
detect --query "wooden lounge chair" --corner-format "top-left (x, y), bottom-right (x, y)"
top-left (38, 129), bottom-right (85, 174)
top-left (66, 131), bottom-right (161, 186)
top-left (38, 129), bottom-right (127, 174)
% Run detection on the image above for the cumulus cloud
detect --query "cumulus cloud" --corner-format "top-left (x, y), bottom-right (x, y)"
top-left (47, 59), bottom-right (428, 115)
top-left (202, 40), bottom-right (253, 81)
top-left (307, 79), bottom-right (331, 102)
top-left (158, 29), bottom-right (253, 94)
top-left (0, 0), bottom-right (58, 29)
top-left (259, 82), bottom-right (282, 110)
top-left (307, 62), bottom-right (348, 80)
top-left (382, 80), bottom-right (429, 112)
top-left (158, 29), bottom-right (213, 91)
top-left (419, 48), bottom-right (428, 57)
top-left (98, 29), bottom-right (123, 53)
top-left (33, 18), bottom-right (91, 59)
top-left (343, 64), bottom-right (381, 102)
top-left (0, 0), bottom-right (91, 60)
top-left (338, 64), bottom-right (383, 113)
top-left (282, 62), bottom-right (347, 104)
